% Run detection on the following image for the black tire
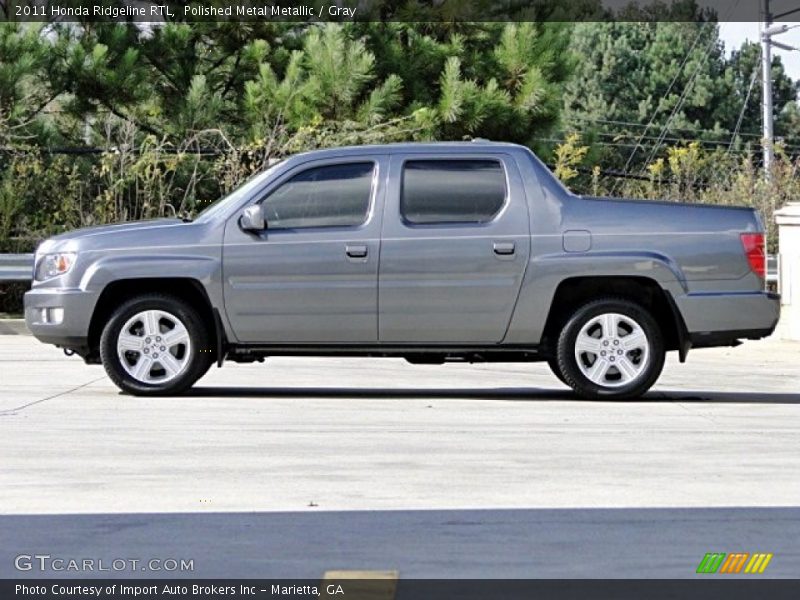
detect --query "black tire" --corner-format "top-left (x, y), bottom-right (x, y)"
top-left (556, 298), bottom-right (665, 400)
top-left (100, 293), bottom-right (214, 396)
top-left (547, 358), bottom-right (568, 385)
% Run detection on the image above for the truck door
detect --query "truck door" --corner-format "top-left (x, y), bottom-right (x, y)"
top-left (223, 155), bottom-right (387, 343)
top-left (378, 153), bottom-right (531, 343)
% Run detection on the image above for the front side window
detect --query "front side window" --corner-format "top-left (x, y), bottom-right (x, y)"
top-left (401, 159), bottom-right (506, 225)
top-left (262, 162), bottom-right (374, 229)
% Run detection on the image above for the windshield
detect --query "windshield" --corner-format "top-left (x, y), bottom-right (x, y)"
top-left (194, 160), bottom-right (285, 223)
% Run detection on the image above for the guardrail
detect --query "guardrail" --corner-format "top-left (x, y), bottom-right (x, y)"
top-left (0, 254), bottom-right (34, 282)
top-left (767, 255), bottom-right (778, 285)
top-left (0, 253), bottom-right (782, 284)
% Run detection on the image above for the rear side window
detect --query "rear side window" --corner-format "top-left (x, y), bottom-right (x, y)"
top-left (262, 162), bottom-right (374, 229)
top-left (401, 159), bottom-right (506, 225)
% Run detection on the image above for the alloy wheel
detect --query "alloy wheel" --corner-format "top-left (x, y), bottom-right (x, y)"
top-left (116, 309), bottom-right (192, 384)
top-left (573, 312), bottom-right (650, 388)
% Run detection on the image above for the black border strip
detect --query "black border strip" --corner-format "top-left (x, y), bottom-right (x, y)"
top-left (0, 0), bottom-right (785, 24)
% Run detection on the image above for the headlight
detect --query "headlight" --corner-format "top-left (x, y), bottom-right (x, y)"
top-left (36, 252), bottom-right (77, 281)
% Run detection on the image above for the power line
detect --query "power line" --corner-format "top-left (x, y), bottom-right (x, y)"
top-left (544, 133), bottom-right (800, 159)
top-left (641, 23), bottom-right (725, 172)
top-left (588, 130), bottom-right (761, 148)
top-left (566, 115), bottom-right (765, 139)
top-left (532, 137), bottom-right (762, 154)
top-left (542, 164), bottom-right (714, 189)
top-left (562, 118), bottom-right (800, 154)
top-left (0, 146), bottom-right (225, 156)
top-left (545, 164), bottom-right (654, 182)
top-left (643, 0), bottom-right (745, 172)
top-left (617, 21), bottom-right (711, 181)
top-left (728, 60), bottom-right (760, 153)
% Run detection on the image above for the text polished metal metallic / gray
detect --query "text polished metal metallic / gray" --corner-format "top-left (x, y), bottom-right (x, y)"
top-left (24, 141), bottom-right (780, 399)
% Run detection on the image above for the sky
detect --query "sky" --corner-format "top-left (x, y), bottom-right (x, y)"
top-left (719, 22), bottom-right (800, 81)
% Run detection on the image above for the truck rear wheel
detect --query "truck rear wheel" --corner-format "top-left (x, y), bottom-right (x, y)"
top-left (556, 298), bottom-right (665, 400)
top-left (99, 294), bottom-right (213, 396)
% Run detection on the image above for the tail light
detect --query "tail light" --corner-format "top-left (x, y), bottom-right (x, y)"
top-left (740, 233), bottom-right (766, 279)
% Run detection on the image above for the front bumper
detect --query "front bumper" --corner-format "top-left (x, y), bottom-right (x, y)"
top-left (24, 287), bottom-right (99, 348)
top-left (675, 290), bottom-right (780, 343)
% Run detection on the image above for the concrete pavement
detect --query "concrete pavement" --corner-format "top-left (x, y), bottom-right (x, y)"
top-left (1, 335), bottom-right (799, 514)
top-left (1, 333), bottom-right (799, 578)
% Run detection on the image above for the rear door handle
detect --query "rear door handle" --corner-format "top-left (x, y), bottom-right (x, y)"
top-left (493, 242), bottom-right (515, 256)
top-left (345, 244), bottom-right (368, 259)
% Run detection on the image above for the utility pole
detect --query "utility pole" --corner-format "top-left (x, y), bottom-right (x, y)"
top-left (760, 2), bottom-right (800, 179)
top-left (762, 0), bottom-right (774, 177)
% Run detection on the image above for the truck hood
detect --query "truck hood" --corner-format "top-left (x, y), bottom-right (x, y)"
top-left (37, 218), bottom-right (204, 255)
top-left (48, 218), bottom-right (187, 241)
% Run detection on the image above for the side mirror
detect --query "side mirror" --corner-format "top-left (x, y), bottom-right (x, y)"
top-left (239, 205), bottom-right (265, 232)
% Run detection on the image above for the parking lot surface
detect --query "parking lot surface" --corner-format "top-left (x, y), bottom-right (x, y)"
top-left (1, 331), bottom-right (799, 577)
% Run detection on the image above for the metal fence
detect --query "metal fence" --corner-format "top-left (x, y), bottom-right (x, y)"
top-left (767, 255), bottom-right (778, 285)
top-left (0, 254), bottom-right (34, 282)
top-left (0, 252), bottom-right (780, 284)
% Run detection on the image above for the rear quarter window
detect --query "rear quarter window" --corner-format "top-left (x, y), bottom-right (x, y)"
top-left (401, 159), bottom-right (506, 225)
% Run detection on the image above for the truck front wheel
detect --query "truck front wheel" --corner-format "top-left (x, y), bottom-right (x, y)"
top-left (556, 298), bottom-right (665, 400)
top-left (99, 294), bottom-right (213, 396)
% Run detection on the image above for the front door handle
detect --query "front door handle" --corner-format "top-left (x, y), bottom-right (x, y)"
top-left (493, 241), bottom-right (516, 256)
top-left (345, 244), bottom-right (368, 259)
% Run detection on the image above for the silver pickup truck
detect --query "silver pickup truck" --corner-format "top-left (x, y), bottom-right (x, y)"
top-left (24, 141), bottom-right (779, 399)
